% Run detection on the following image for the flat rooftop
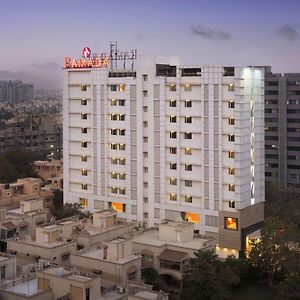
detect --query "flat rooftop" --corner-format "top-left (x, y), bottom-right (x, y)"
top-left (5, 279), bottom-right (37, 296)
top-left (134, 290), bottom-right (159, 300)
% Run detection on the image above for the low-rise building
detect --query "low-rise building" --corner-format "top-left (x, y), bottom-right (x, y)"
top-left (0, 252), bottom-right (16, 282)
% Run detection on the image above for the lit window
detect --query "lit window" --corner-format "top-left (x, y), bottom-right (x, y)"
top-left (185, 116), bottom-right (192, 123)
top-left (185, 100), bottom-right (192, 107)
top-left (81, 155), bottom-right (87, 162)
top-left (111, 114), bottom-right (118, 121)
top-left (119, 173), bottom-right (126, 180)
top-left (111, 187), bottom-right (118, 193)
top-left (228, 134), bottom-right (235, 142)
top-left (119, 84), bottom-right (125, 92)
top-left (119, 158), bottom-right (126, 165)
top-left (228, 84), bottom-right (235, 92)
top-left (170, 163), bottom-right (177, 170)
top-left (170, 100), bottom-right (176, 107)
top-left (185, 180), bottom-right (192, 187)
top-left (119, 187), bottom-right (126, 195)
top-left (184, 84), bottom-right (192, 91)
top-left (111, 172), bottom-right (118, 179)
top-left (119, 114), bottom-right (125, 121)
top-left (170, 131), bottom-right (177, 139)
top-left (228, 151), bottom-right (235, 158)
top-left (229, 184), bottom-right (235, 192)
top-left (182, 212), bottom-right (199, 223)
top-left (169, 193), bottom-right (177, 201)
top-left (111, 143), bottom-right (118, 150)
top-left (81, 141), bottom-right (87, 148)
top-left (229, 201), bottom-right (235, 208)
top-left (111, 129), bottom-right (118, 135)
top-left (185, 164), bottom-right (192, 171)
top-left (80, 85), bottom-right (87, 91)
top-left (185, 148), bottom-right (192, 155)
top-left (79, 197), bottom-right (88, 208)
top-left (110, 202), bottom-right (125, 212)
top-left (228, 118), bottom-right (235, 125)
top-left (119, 99), bottom-right (125, 106)
top-left (170, 147), bottom-right (177, 154)
top-left (228, 101), bottom-right (235, 108)
top-left (81, 169), bottom-right (87, 176)
top-left (111, 99), bottom-right (118, 106)
top-left (224, 217), bottom-right (238, 230)
top-left (119, 129), bottom-right (125, 136)
top-left (170, 178), bottom-right (177, 185)
top-left (119, 144), bottom-right (126, 150)
top-left (81, 113), bottom-right (87, 120)
top-left (81, 183), bottom-right (88, 190)
top-left (184, 132), bottom-right (192, 139)
top-left (81, 98), bottom-right (87, 105)
top-left (111, 157), bottom-right (118, 164)
top-left (185, 196), bottom-right (192, 203)
top-left (228, 168), bottom-right (235, 175)
top-left (81, 127), bottom-right (87, 134)
top-left (170, 116), bottom-right (177, 123)
top-left (169, 84), bottom-right (176, 91)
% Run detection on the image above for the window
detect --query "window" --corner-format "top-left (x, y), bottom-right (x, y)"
top-left (185, 116), bottom-right (192, 123)
top-left (169, 84), bottom-right (176, 91)
top-left (228, 134), bottom-right (235, 142)
top-left (170, 147), bottom-right (177, 154)
top-left (185, 180), bottom-right (192, 187)
top-left (119, 84), bottom-right (125, 92)
top-left (228, 118), bottom-right (235, 125)
top-left (111, 99), bottom-right (118, 106)
top-left (111, 172), bottom-right (118, 179)
top-left (81, 183), bottom-right (88, 190)
top-left (185, 164), bottom-right (192, 171)
top-left (111, 85), bottom-right (117, 91)
top-left (81, 141), bottom-right (87, 148)
top-left (228, 151), bottom-right (235, 158)
top-left (185, 147), bottom-right (192, 155)
top-left (119, 129), bottom-right (125, 136)
top-left (81, 113), bottom-right (87, 120)
top-left (81, 98), bottom-right (87, 105)
top-left (119, 99), bottom-right (125, 106)
top-left (111, 114), bottom-right (118, 121)
top-left (228, 101), bottom-right (235, 108)
top-left (143, 167), bottom-right (148, 173)
top-left (143, 121), bottom-right (148, 128)
top-left (111, 187), bottom-right (118, 193)
top-left (229, 201), bottom-right (235, 208)
top-left (119, 158), bottom-right (126, 165)
top-left (170, 131), bottom-right (177, 138)
top-left (81, 85), bottom-right (87, 91)
top-left (143, 152), bottom-right (148, 158)
top-left (111, 157), bottom-right (118, 164)
top-left (143, 182), bottom-right (148, 188)
top-left (224, 217), bottom-right (238, 230)
top-left (111, 202), bottom-right (125, 212)
top-left (228, 168), bottom-right (235, 175)
top-left (184, 132), bottom-right (192, 139)
top-left (170, 193), bottom-right (177, 201)
top-left (170, 116), bottom-right (177, 123)
top-left (185, 100), bottom-right (192, 107)
top-left (111, 143), bottom-right (118, 150)
top-left (81, 127), bottom-right (87, 134)
top-left (184, 84), bottom-right (192, 91)
top-left (111, 129), bottom-right (118, 135)
top-left (79, 198), bottom-right (88, 208)
top-left (0, 266), bottom-right (5, 280)
top-left (143, 74), bottom-right (148, 81)
top-left (81, 169), bottom-right (87, 176)
top-left (143, 106), bottom-right (148, 112)
top-left (170, 178), bottom-right (177, 185)
top-left (119, 187), bottom-right (126, 194)
top-left (228, 84), bottom-right (235, 92)
top-left (170, 100), bottom-right (176, 107)
top-left (143, 90), bottom-right (148, 97)
top-left (119, 173), bottom-right (126, 180)
top-left (185, 196), bottom-right (192, 203)
top-left (170, 163), bottom-right (177, 170)
top-left (229, 184), bottom-right (235, 192)
top-left (119, 144), bottom-right (125, 150)
top-left (81, 155), bottom-right (87, 162)
top-left (143, 137), bottom-right (148, 143)
top-left (119, 114), bottom-right (125, 121)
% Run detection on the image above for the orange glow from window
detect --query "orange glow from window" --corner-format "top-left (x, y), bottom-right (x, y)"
top-left (225, 217), bottom-right (238, 230)
top-left (79, 198), bottom-right (88, 208)
top-left (112, 202), bottom-right (124, 212)
top-left (186, 212), bottom-right (200, 223)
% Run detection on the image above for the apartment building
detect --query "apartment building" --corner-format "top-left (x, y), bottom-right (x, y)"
top-left (63, 51), bottom-right (265, 256)
top-left (0, 252), bottom-right (16, 282)
top-left (0, 80), bottom-right (33, 103)
top-left (264, 67), bottom-right (300, 188)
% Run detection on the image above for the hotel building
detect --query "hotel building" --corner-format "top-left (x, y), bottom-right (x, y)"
top-left (63, 52), bottom-right (265, 256)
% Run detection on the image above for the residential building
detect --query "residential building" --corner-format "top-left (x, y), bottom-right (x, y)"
top-left (63, 51), bottom-right (265, 256)
top-left (264, 67), bottom-right (300, 188)
top-left (0, 252), bottom-right (16, 282)
top-left (0, 80), bottom-right (33, 103)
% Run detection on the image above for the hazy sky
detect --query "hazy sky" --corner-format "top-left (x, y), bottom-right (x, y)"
top-left (1, 0), bottom-right (300, 88)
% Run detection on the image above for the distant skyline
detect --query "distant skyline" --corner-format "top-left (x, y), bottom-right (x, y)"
top-left (1, 0), bottom-right (300, 88)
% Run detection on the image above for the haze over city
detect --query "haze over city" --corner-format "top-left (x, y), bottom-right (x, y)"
top-left (1, 0), bottom-right (300, 88)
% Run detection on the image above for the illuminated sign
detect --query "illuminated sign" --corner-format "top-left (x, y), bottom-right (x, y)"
top-left (64, 57), bottom-right (110, 69)
top-left (82, 47), bottom-right (91, 58)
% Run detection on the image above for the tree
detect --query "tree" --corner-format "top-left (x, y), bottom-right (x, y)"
top-left (181, 250), bottom-right (240, 300)
top-left (275, 273), bottom-right (300, 300)
top-left (248, 217), bottom-right (287, 288)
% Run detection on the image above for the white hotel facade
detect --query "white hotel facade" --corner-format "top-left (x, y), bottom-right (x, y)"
top-left (63, 54), bottom-right (265, 256)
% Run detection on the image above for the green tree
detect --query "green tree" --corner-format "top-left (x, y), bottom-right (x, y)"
top-left (181, 250), bottom-right (240, 300)
top-left (248, 217), bottom-right (287, 288)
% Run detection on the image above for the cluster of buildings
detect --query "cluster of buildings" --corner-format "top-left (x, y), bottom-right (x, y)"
top-left (0, 80), bottom-right (34, 103)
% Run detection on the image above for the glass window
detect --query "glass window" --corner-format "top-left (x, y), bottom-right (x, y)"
top-left (185, 180), bottom-right (192, 187)
top-left (228, 151), bottom-right (235, 158)
top-left (184, 132), bottom-right (192, 139)
top-left (170, 178), bottom-right (177, 185)
top-left (185, 148), bottom-right (192, 155)
top-left (81, 155), bottom-right (87, 162)
top-left (184, 84), bottom-right (192, 91)
top-left (81, 113), bottom-right (87, 120)
top-left (185, 100), bottom-right (192, 107)
top-left (81, 98), bottom-right (87, 105)
top-left (170, 193), bottom-right (177, 201)
top-left (170, 163), bottom-right (177, 170)
top-left (185, 164), bottom-right (192, 171)
top-left (79, 198), bottom-right (88, 208)
top-left (81, 169), bottom-right (87, 176)
top-left (170, 147), bottom-right (177, 154)
top-left (81, 141), bottom-right (87, 148)
top-left (170, 116), bottom-right (177, 123)
top-left (170, 131), bottom-right (177, 138)
top-left (185, 196), bottom-right (192, 203)
top-left (81, 127), bottom-right (87, 134)
top-left (185, 116), bottom-right (192, 123)
top-left (224, 217), bottom-right (238, 230)
top-left (170, 100), bottom-right (176, 107)
top-left (81, 85), bottom-right (87, 91)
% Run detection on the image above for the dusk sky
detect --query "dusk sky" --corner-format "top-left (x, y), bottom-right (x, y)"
top-left (1, 0), bottom-right (300, 88)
